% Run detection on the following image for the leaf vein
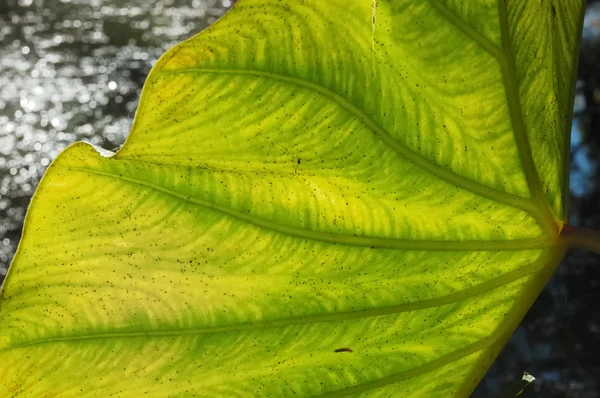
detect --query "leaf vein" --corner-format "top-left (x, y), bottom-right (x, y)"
top-left (0, 257), bottom-right (540, 353)
top-left (428, 0), bottom-right (557, 235)
top-left (156, 67), bottom-right (537, 217)
top-left (72, 166), bottom-right (548, 251)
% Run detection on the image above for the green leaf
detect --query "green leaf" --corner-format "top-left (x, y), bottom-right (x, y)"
top-left (0, 0), bottom-right (585, 396)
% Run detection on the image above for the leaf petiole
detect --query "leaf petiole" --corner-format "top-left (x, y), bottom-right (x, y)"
top-left (560, 225), bottom-right (600, 254)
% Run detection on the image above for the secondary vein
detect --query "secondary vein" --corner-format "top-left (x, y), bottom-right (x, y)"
top-left (314, 335), bottom-right (493, 398)
top-left (72, 167), bottom-right (548, 252)
top-left (0, 256), bottom-right (542, 353)
top-left (156, 67), bottom-right (538, 218)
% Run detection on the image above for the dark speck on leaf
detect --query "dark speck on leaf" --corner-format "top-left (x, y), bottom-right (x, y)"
top-left (334, 348), bottom-right (353, 353)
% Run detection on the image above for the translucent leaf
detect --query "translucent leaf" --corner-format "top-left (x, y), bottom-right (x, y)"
top-left (0, 1), bottom-right (585, 396)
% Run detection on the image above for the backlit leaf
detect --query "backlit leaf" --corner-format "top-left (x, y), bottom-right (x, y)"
top-left (0, 0), bottom-right (585, 396)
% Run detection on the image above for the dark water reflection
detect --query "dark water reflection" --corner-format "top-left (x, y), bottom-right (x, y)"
top-left (0, 0), bottom-right (232, 277)
top-left (1, 1), bottom-right (600, 397)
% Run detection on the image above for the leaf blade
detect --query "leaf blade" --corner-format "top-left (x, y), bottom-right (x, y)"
top-left (0, 0), bottom-right (584, 396)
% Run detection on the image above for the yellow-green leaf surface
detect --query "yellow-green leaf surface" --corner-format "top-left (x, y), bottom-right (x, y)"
top-left (0, 0), bottom-right (586, 396)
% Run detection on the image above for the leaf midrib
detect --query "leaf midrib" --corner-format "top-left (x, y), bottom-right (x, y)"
top-left (429, 0), bottom-right (557, 234)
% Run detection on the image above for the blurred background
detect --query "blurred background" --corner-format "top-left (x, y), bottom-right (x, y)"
top-left (0, 0), bottom-right (598, 396)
